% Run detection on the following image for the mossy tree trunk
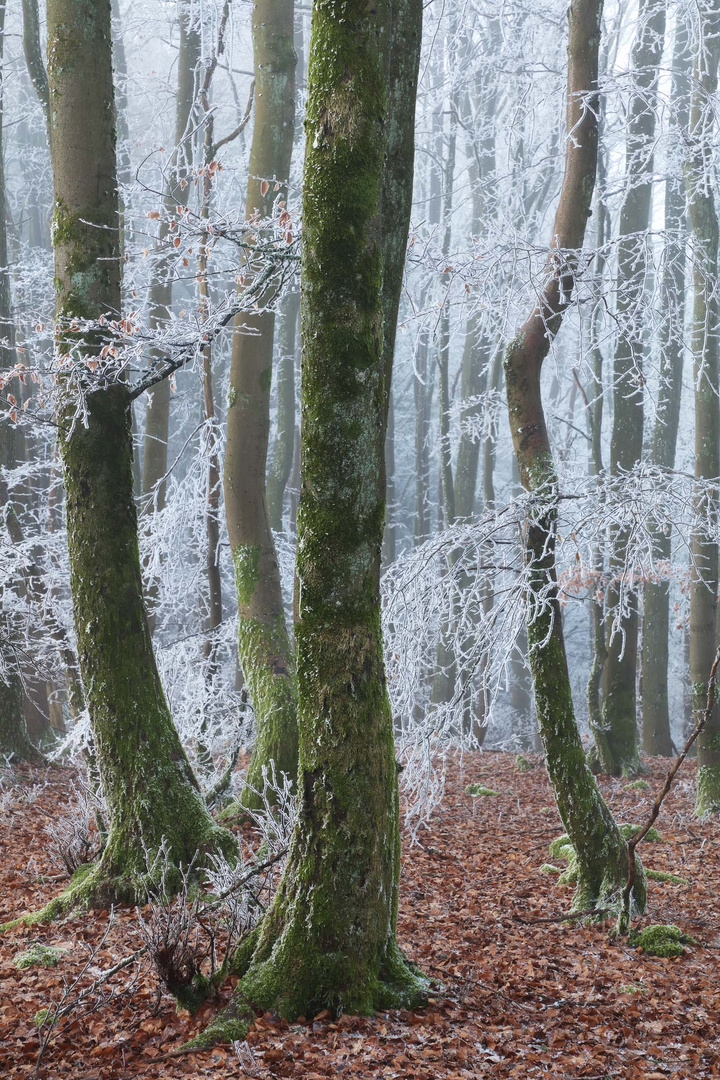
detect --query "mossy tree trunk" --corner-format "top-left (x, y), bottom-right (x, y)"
top-left (504, 0), bottom-right (643, 914)
top-left (600, 0), bottom-right (666, 775)
top-left (223, 0), bottom-right (299, 805)
top-left (685, 0), bottom-right (720, 814)
top-left (47, 0), bottom-right (234, 906)
top-left (215, 0), bottom-right (426, 1024)
top-left (642, 12), bottom-right (690, 757)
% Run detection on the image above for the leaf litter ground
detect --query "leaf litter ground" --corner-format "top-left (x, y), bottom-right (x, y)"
top-left (1, 753), bottom-right (719, 1078)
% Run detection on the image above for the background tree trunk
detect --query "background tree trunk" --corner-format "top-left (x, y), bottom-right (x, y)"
top-left (685, 0), bottom-right (720, 814)
top-left (601, 0), bottom-right (666, 775)
top-left (141, 0), bottom-right (201, 515)
top-left (223, 0), bottom-right (299, 804)
top-left (641, 11), bottom-right (690, 757)
top-left (267, 290), bottom-right (300, 533)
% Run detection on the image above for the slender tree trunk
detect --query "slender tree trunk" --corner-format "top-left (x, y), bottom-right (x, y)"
top-left (21, 0), bottom-right (50, 136)
top-left (455, 27), bottom-right (499, 522)
top-left (207, 0), bottom-right (426, 1029)
top-left (47, 0), bottom-right (234, 908)
top-left (685, 1), bottom-right (720, 814)
top-left (0, 0), bottom-right (42, 762)
top-left (382, 387), bottom-right (397, 565)
top-left (642, 11), bottom-right (690, 756)
top-left (600, 0), bottom-right (666, 775)
top-left (141, 0), bottom-right (201, 512)
top-left (413, 287), bottom-right (432, 546)
top-left (267, 290), bottom-right (300, 532)
top-left (223, 0), bottom-right (299, 803)
top-left (585, 55), bottom-right (609, 761)
top-left (504, 0), bottom-right (644, 914)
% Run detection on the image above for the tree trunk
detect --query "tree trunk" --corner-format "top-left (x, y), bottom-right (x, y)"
top-left (21, 0), bottom-right (50, 136)
top-left (454, 24), bottom-right (499, 522)
top-left (209, 0), bottom-right (425, 1028)
top-left (47, 0), bottom-right (233, 908)
top-left (413, 286), bottom-right (432, 546)
top-left (600, 0), bottom-right (666, 775)
top-left (141, 0), bottom-right (201, 512)
top-left (267, 290), bottom-right (300, 532)
top-left (685, 1), bottom-right (720, 814)
top-left (504, 0), bottom-right (643, 914)
top-left (223, 0), bottom-right (299, 805)
top-left (642, 10), bottom-right (690, 757)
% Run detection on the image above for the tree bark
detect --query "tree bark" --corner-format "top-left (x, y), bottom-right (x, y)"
top-left (21, 0), bottom-right (50, 135)
top-left (600, 0), bottom-right (666, 775)
top-left (267, 290), bottom-right (300, 532)
top-left (642, 10), bottom-right (690, 757)
top-left (211, 0), bottom-right (426, 1026)
top-left (141, 0), bottom-right (201, 512)
top-left (504, 0), bottom-right (643, 914)
top-left (223, 0), bottom-right (299, 806)
top-left (47, 0), bottom-right (234, 907)
top-left (685, 0), bottom-right (720, 814)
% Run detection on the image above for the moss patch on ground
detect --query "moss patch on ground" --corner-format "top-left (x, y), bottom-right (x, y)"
top-left (14, 943), bottom-right (66, 970)
top-left (631, 924), bottom-right (696, 958)
top-left (465, 784), bottom-right (500, 797)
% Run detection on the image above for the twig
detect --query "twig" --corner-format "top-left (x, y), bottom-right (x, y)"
top-left (512, 904), bottom-right (613, 926)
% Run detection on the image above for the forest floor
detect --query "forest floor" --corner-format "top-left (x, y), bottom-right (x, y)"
top-left (1, 753), bottom-right (719, 1079)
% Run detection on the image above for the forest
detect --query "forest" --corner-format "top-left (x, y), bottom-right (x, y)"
top-left (1, 0), bottom-right (720, 1076)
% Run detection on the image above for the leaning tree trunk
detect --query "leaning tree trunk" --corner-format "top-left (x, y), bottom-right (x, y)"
top-left (642, 11), bottom-right (691, 757)
top-left (600, 0), bottom-right (666, 775)
top-left (223, 0), bottom-right (299, 806)
top-left (201, 0), bottom-right (425, 1033)
top-left (685, 0), bottom-right (720, 815)
top-left (46, 0), bottom-right (234, 909)
top-left (504, 0), bottom-right (644, 914)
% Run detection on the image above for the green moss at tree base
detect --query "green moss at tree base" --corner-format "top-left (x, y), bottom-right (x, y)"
top-left (625, 779), bottom-right (650, 791)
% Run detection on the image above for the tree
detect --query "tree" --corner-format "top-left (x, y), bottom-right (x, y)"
top-left (641, 10), bottom-right (691, 757)
top-left (142, 0), bottom-right (201, 517)
top-left (43, 0), bottom-right (234, 910)
top-left (685, 0), bottom-right (720, 815)
top-left (599, 0), bottom-right (666, 775)
top-left (223, 0), bottom-right (299, 805)
top-left (504, 0), bottom-right (645, 914)
top-left (199, 0), bottom-right (425, 1033)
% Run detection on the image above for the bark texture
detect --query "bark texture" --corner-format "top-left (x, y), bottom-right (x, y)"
top-left (48, 0), bottom-right (234, 907)
top-left (209, 0), bottom-right (425, 1026)
top-left (642, 12), bottom-right (690, 757)
top-left (685, 1), bottom-right (720, 814)
top-left (600, 0), bottom-right (666, 775)
top-left (266, 290), bottom-right (300, 532)
top-left (223, 0), bottom-right (299, 805)
top-left (141, 0), bottom-right (201, 511)
top-left (504, 0), bottom-right (644, 914)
